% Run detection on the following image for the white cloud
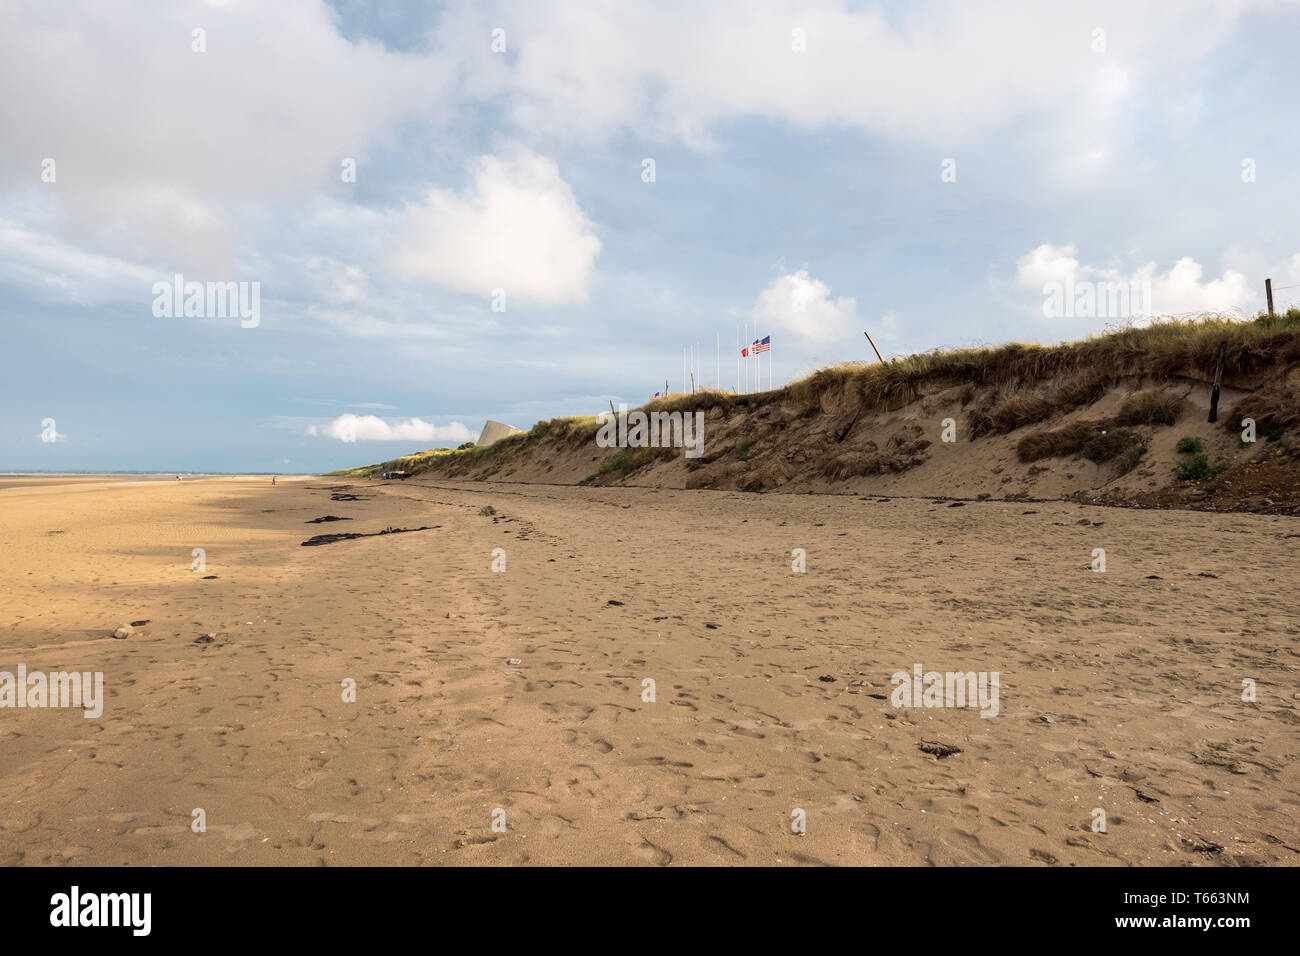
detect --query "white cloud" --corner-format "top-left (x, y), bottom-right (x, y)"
top-left (1143, 257), bottom-right (1255, 315)
top-left (752, 270), bottom-right (857, 346)
top-left (393, 150), bottom-right (601, 305)
top-left (307, 414), bottom-right (473, 443)
top-left (488, 0), bottom-right (1253, 148)
top-left (1015, 243), bottom-right (1258, 320)
top-left (0, 216), bottom-right (159, 307)
top-left (0, 0), bottom-right (442, 268)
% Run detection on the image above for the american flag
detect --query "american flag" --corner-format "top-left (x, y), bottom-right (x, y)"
top-left (752, 335), bottom-right (771, 354)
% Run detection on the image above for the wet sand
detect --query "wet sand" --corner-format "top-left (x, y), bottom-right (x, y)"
top-left (1, 475), bottom-right (1297, 865)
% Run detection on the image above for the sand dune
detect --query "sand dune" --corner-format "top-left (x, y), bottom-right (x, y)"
top-left (0, 475), bottom-right (1297, 865)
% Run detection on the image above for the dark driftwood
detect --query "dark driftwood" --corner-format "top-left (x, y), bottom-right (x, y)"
top-left (1208, 341), bottom-right (1228, 423)
top-left (918, 739), bottom-right (962, 758)
top-left (301, 526), bottom-right (436, 547)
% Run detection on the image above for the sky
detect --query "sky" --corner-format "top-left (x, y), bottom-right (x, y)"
top-left (1, 0), bottom-right (1298, 473)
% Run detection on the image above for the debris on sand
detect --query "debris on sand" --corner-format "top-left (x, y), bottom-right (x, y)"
top-left (918, 739), bottom-right (962, 758)
top-left (130, 619), bottom-right (150, 627)
top-left (301, 526), bottom-right (435, 547)
top-left (306, 515), bottom-right (351, 524)
top-left (329, 493), bottom-right (364, 502)
top-left (194, 633), bottom-right (215, 644)
top-left (111, 625), bottom-right (134, 639)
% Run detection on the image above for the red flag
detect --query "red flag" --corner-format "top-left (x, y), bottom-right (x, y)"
top-left (741, 347), bottom-right (749, 357)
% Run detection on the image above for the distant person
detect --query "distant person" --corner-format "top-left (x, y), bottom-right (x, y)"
top-left (272, 475), bottom-right (277, 485)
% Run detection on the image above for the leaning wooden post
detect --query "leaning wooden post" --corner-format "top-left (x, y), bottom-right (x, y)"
top-left (1266, 278), bottom-right (1275, 316)
top-left (863, 330), bottom-right (884, 363)
top-left (1208, 341), bottom-right (1227, 424)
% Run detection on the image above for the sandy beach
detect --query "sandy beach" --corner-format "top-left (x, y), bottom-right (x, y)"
top-left (0, 475), bottom-right (1297, 866)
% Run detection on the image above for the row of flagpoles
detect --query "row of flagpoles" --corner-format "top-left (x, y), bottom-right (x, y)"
top-left (675, 325), bottom-right (772, 398)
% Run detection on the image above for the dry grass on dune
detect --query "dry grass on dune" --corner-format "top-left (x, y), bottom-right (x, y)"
top-left (335, 310), bottom-right (1300, 479)
top-left (1114, 388), bottom-right (1184, 427)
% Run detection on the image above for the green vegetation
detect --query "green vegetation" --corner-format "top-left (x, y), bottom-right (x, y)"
top-left (324, 446), bottom-right (459, 477)
top-left (736, 437), bottom-right (754, 461)
top-left (1176, 436), bottom-right (1203, 454)
top-left (598, 452), bottom-right (635, 477)
top-left (457, 441), bottom-right (475, 450)
top-left (1174, 453), bottom-right (1227, 481)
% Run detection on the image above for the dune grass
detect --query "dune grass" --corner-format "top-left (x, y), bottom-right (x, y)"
top-left (334, 310), bottom-right (1300, 478)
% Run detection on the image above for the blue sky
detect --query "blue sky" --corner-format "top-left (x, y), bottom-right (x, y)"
top-left (2, 0), bottom-right (1297, 473)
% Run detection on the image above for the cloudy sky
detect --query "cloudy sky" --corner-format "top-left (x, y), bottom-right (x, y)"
top-left (2, 0), bottom-right (1297, 472)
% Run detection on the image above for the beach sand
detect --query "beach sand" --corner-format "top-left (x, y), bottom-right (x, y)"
top-left (1, 475), bottom-right (1297, 865)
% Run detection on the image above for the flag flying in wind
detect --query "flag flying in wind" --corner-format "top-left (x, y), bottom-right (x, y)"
top-left (752, 335), bottom-right (771, 354)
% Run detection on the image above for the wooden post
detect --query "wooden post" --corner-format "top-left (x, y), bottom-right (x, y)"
top-left (1208, 341), bottom-right (1227, 424)
top-left (1266, 278), bottom-right (1275, 316)
top-left (863, 330), bottom-right (884, 363)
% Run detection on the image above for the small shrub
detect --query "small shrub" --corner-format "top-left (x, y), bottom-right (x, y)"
top-left (1081, 426), bottom-right (1137, 463)
top-left (1114, 445), bottom-right (1148, 476)
top-left (1016, 421), bottom-right (1099, 462)
top-left (737, 437), bottom-right (754, 461)
top-left (1174, 453), bottom-right (1228, 481)
top-left (457, 442), bottom-right (475, 450)
top-left (597, 452), bottom-right (635, 477)
top-left (1175, 436), bottom-right (1203, 454)
top-left (478, 505), bottom-right (496, 516)
top-left (1116, 390), bottom-right (1182, 426)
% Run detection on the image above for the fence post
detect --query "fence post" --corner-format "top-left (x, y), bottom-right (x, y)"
top-left (1208, 341), bottom-right (1227, 424)
top-left (1266, 278), bottom-right (1274, 316)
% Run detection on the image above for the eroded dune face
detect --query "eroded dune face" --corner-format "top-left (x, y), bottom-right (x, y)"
top-left (412, 373), bottom-right (1299, 514)
top-left (1, 475), bottom-right (1296, 866)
